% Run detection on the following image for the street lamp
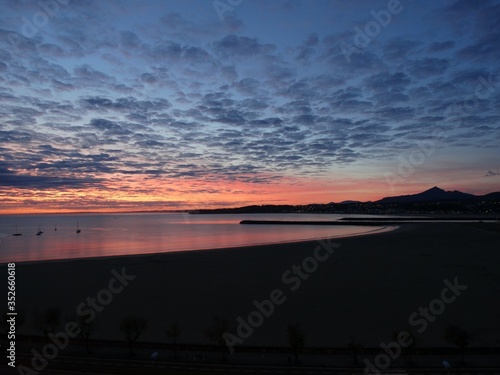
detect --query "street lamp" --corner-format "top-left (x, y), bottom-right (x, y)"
top-left (442, 360), bottom-right (451, 375)
top-left (151, 351), bottom-right (159, 368)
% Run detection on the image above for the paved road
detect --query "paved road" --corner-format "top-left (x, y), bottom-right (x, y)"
top-left (5, 353), bottom-right (500, 375)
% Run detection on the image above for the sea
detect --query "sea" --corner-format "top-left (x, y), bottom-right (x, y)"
top-left (0, 213), bottom-right (392, 263)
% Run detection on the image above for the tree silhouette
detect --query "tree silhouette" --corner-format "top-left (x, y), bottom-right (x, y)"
top-left (443, 324), bottom-right (472, 364)
top-left (204, 315), bottom-right (231, 362)
top-left (392, 330), bottom-right (416, 364)
top-left (33, 307), bottom-right (61, 342)
top-left (119, 315), bottom-right (149, 357)
top-left (287, 323), bottom-right (306, 364)
top-left (165, 322), bottom-right (181, 360)
top-left (347, 336), bottom-right (363, 365)
top-left (77, 315), bottom-right (98, 356)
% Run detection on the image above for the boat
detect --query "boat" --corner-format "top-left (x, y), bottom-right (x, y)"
top-left (13, 225), bottom-right (22, 237)
top-left (76, 220), bottom-right (81, 234)
top-left (36, 223), bottom-right (44, 236)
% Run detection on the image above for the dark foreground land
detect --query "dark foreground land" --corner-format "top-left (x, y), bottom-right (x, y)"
top-left (1, 222), bottom-right (500, 374)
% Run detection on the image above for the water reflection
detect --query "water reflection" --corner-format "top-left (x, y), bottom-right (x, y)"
top-left (0, 213), bottom-right (390, 262)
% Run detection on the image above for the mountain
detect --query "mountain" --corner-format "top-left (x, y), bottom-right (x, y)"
top-left (190, 187), bottom-right (500, 215)
top-left (479, 192), bottom-right (500, 201)
top-left (339, 200), bottom-right (361, 204)
top-left (376, 186), bottom-right (476, 204)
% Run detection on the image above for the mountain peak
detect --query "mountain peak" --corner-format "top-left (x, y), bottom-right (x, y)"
top-left (426, 186), bottom-right (444, 192)
top-left (377, 186), bottom-right (475, 203)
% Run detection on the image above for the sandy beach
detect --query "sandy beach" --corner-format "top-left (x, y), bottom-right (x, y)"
top-left (4, 222), bottom-right (500, 350)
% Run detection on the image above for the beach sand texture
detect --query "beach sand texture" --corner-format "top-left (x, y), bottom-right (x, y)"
top-left (4, 222), bottom-right (500, 349)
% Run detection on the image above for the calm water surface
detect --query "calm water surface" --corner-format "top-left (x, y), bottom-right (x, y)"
top-left (0, 213), bottom-right (392, 263)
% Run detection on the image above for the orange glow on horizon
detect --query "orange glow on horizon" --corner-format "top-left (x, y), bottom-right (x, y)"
top-left (0, 172), bottom-right (405, 215)
top-left (1, 170), bottom-right (493, 215)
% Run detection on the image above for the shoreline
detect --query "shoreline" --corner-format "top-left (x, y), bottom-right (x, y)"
top-left (0, 224), bottom-right (398, 265)
top-left (3, 222), bottom-right (500, 349)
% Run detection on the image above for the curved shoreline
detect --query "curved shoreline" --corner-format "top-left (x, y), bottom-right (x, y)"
top-left (4, 225), bottom-right (399, 265)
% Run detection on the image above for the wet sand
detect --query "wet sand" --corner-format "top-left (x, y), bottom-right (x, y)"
top-left (4, 222), bottom-right (500, 349)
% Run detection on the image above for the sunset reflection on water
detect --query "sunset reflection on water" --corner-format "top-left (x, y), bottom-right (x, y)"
top-left (0, 213), bottom-right (391, 262)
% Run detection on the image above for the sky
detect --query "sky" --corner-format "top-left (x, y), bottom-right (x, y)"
top-left (0, 0), bottom-right (499, 213)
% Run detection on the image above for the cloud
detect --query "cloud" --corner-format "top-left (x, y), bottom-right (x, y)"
top-left (120, 31), bottom-right (141, 49)
top-left (365, 71), bottom-right (411, 90)
top-left (428, 41), bottom-right (456, 53)
top-left (457, 33), bottom-right (500, 62)
top-left (383, 38), bottom-right (422, 61)
top-left (213, 34), bottom-right (277, 58)
top-left (484, 170), bottom-right (499, 177)
top-left (74, 65), bottom-right (112, 82)
top-left (295, 33), bottom-right (319, 63)
top-left (409, 58), bottom-right (449, 78)
top-left (0, 162), bottom-right (103, 189)
top-left (89, 118), bottom-right (131, 136)
top-left (0, 0), bottom-right (499, 209)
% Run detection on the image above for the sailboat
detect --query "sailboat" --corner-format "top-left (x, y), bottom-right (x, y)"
top-left (76, 220), bottom-right (81, 234)
top-left (36, 223), bottom-right (44, 236)
top-left (13, 225), bottom-right (22, 236)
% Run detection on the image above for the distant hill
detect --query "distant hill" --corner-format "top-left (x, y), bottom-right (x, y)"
top-left (189, 186), bottom-right (500, 215)
top-left (376, 186), bottom-right (477, 203)
top-left (480, 192), bottom-right (500, 201)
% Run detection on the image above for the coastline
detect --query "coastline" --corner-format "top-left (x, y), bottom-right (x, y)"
top-left (0, 221), bottom-right (397, 264)
top-left (3, 222), bottom-right (500, 350)
top-left (18, 224), bottom-right (399, 266)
